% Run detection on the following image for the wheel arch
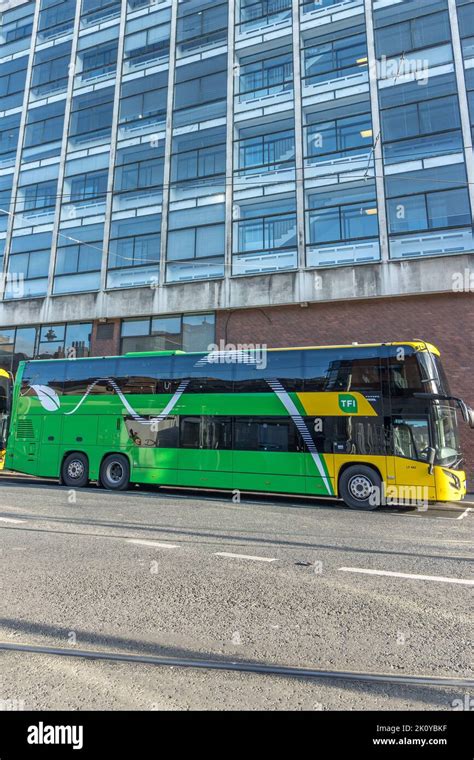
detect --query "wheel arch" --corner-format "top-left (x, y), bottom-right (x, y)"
top-left (336, 461), bottom-right (383, 497)
top-left (60, 449), bottom-right (89, 471)
top-left (99, 450), bottom-right (132, 471)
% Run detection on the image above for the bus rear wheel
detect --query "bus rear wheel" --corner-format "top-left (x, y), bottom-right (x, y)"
top-left (339, 465), bottom-right (381, 511)
top-left (61, 453), bottom-right (89, 488)
top-left (100, 454), bottom-right (130, 491)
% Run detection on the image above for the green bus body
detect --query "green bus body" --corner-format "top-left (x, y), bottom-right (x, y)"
top-left (4, 343), bottom-right (468, 502)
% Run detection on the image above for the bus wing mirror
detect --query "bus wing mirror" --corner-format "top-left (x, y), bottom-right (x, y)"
top-left (467, 407), bottom-right (474, 430)
top-left (458, 400), bottom-right (474, 428)
top-left (427, 447), bottom-right (436, 475)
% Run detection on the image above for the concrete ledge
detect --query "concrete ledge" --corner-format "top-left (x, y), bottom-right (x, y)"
top-left (0, 253), bottom-right (472, 326)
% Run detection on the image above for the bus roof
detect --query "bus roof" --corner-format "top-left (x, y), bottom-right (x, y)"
top-left (18, 340), bottom-right (441, 365)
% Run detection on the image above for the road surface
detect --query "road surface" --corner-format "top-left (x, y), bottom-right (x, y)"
top-left (0, 475), bottom-right (472, 710)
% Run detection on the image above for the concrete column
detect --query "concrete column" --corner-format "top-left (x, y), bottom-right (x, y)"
top-left (0, 0), bottom-right (40, 299)
top-left (448, 0), bottom-right (474, 218)
top-left (99, 0), bottom-right (129, 294)
top-left (224, 0), bottom-right (236, 294)
top-left (292, 0), bottom-right (306, 290)
top-left (45, 0), bottom-right (83, 298)
top-left (364, 0), bottom-right (389, 264)
top-left (158, 0), bottom-right (179, 288)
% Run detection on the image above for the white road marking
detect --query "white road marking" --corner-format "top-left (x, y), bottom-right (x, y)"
top-left (127, 539), bottom-right (179, 549)
top-left (215, 552), bottom-right (277, 563)
top-left (339, 567), bottom-right (474, 586)
top-left (0, 516), bottom-right (25, 524)
top-left (457, 508), bottom-right (472, 521)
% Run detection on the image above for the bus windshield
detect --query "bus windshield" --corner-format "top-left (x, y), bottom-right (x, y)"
top-left (417, 350), bottom-right (451, 396)
top-left (432, 401), bottom-right (462, 468)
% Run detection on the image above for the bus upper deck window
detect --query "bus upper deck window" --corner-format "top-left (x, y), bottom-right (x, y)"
top-left (389, 355), bottom-right (423, 396)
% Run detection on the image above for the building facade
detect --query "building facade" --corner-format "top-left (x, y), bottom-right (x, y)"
top-left (0, 0), bottom-right (473, 477)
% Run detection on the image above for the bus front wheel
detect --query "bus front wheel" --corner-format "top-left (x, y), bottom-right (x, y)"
top-left (100, 454), bottom-right (130, 491)
top-left (339, 465), bottom-right (381, 511)
top-left (61, 453), bottom-right (89, 488)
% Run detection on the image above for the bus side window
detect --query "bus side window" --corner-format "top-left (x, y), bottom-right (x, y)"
top-left (202, 417), bottom-right (232, 449)
top-left (349, 359), bottom-right (381, 391)
top-left (180, 416), bottom-right (200, 448)
top-left (234, 418), bottom-right (301, 452)
top-left (156, 417), bottom-right (179, 448)
top-left (64, 358), bottom-right (117, 395)
top-left (388, 354), bottom-right (423, 397)
top-left (22, 362), bottom-right (65, 396)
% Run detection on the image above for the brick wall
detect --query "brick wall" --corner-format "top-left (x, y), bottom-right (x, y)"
top-left (216, 293), bottom-right (474, 488)
top-left (90, 319), bottom-right (121, 358)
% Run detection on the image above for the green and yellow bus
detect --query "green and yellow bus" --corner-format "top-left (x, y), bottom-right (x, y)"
top-left (4, 341), bottom-right (473, 509)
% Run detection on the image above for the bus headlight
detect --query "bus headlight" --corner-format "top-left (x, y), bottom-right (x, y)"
top-left (442, 470), bottom-right (461, 490)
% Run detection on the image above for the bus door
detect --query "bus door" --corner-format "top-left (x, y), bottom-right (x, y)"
top-left (386, 348), bottom-right (436, 502)
top-left (391, 416), bottom-right (437, 502)
top-left (37, 414), bottom-right (62, 476)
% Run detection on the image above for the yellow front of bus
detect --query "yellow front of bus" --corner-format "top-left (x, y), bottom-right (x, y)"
top-left (405, 344), bottom-right (471, 504)
top-left (434, 463), bottom-right (467, 502)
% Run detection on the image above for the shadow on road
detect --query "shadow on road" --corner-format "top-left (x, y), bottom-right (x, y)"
top-left (0, 617), bottom-right (463, 709)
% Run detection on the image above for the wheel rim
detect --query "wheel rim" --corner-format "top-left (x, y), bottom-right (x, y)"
top-left (106, 461), bottom-right (123, 483)
top-left (67, 460), bottom-right (84, 480)
top-left (348, 474), bottom-right (373, 501)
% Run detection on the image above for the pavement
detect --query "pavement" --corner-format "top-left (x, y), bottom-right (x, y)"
top-left (0, 475), bottom-right (472, 711)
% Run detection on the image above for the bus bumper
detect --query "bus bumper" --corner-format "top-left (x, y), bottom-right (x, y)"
top-left (435, 466), bottom-right (467, 502)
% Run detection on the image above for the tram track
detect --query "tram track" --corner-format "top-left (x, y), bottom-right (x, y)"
top-left (1, 641), bottom-right (472, 689)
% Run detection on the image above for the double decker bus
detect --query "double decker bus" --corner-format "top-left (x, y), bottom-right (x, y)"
top-left (4, 341), bottom-right (473, 509)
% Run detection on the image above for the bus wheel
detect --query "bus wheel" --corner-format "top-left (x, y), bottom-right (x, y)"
top-left (61, 453), bottom-right (89, 488)
top-left (339, 465), bottom-right (381, 511)
top-left (100, 454), bottom-right (130, 491)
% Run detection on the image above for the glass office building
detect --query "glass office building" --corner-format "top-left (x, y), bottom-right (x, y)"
top-left (0, 0), bottom-right (473, 370)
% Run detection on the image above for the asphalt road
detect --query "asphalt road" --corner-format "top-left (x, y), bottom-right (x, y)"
top-left (0, 475), bottom-right (472, 711)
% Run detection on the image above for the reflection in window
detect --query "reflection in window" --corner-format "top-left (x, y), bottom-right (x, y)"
top-left (120, 313), bottom-right (215, 353)
top-left (124, 8), bottom-right (171, 70)
top-left (303, 31), bottom-right (368, 86)
top-left (173, 54), bottom-right (228, 126)
top-left (37, 0), bottom-right (76, 42)
top-left (119, 71), bottom-right (168, 136)
top-left (237, 49), bottom-right (293, 101)
top-left (166, 205), bottom-right (225, 282)
top-left (54, 223), bottom-right (103, 294)
top-left (6, 232), bottom-right (52, 299)
top-left (107, 214), bottom-right (161, 289)
top-left (30, 41), bottom-right (72, 98)
top-left (233, 196), bottom-right (297, 274)
top-left (177, 1), bottom-right (228, 57)
top-left (69, 88), bottom-right (115, 146)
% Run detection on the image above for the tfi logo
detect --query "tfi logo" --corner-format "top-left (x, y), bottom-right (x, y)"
top-left (339, 394), bottom-right (358, 414)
